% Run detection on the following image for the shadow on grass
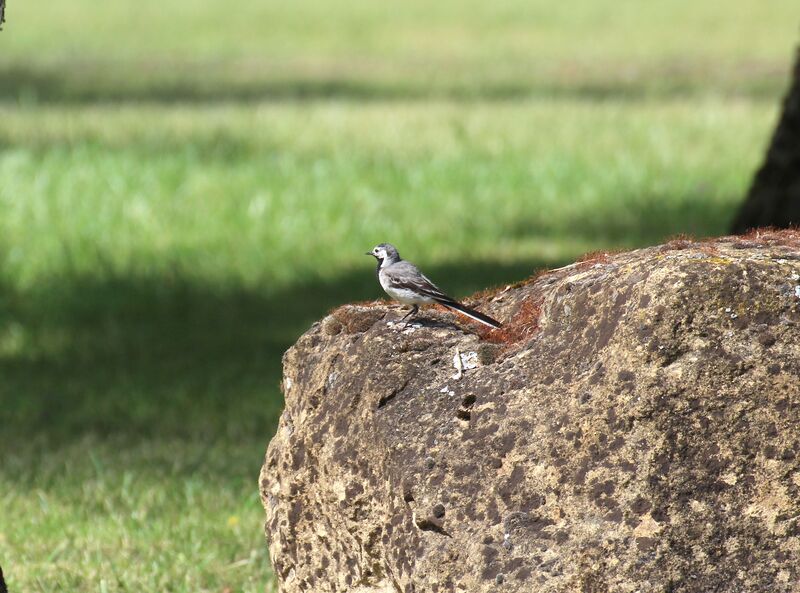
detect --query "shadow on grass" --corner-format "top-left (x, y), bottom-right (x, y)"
top-left (0, 259), bottom-right (549, 448)
top-left (0, 63), bottom-right (786, 105)
top-left (510, 190), bottom-right (737, 244)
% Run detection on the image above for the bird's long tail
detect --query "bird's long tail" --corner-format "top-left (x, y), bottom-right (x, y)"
top-left (436, 299), bottom-right (502, 329)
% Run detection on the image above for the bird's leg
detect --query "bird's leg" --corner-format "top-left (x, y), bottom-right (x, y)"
top-left (400, 304), bottom-right (419, 325)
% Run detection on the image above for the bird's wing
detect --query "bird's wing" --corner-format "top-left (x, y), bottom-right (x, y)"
top-left (383, 262), bottom-right (455, 303)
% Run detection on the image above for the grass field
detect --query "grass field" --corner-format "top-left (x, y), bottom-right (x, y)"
top-left (0, 1), bottom-right (797, 591)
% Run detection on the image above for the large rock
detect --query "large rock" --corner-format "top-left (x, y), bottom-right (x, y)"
top-left (261, 232), bottom-right (800, 593)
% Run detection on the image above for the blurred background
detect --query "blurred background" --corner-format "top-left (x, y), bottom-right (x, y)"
top-left (0, 0), bottom-right (797, 590)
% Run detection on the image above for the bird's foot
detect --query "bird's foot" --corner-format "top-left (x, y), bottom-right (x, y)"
top-left (401, 305), bottom-right (420, 327)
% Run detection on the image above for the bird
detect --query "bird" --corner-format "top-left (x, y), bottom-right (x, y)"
top-left (366, 243), bottom-right (502, 329)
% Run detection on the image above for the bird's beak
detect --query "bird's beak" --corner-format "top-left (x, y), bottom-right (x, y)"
top-left (365, 252), bottom-right (373, 256)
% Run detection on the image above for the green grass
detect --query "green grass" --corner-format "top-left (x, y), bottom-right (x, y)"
top-left (3, 438), bottom-right (271, 591)
top-left (0, 0), bottom-right (796, 590)
top-left (2, 0), bottom-right (798, 102)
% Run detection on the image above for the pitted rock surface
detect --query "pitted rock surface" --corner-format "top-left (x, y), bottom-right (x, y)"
top-left (261, 232), bottom-right (800, 593)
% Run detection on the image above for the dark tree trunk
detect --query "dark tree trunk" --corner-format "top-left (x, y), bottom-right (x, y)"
top-left (731, 48), bottom-right (800, 233)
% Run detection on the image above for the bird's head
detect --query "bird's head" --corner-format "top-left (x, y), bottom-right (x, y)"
top-left (366, 243), bottom-right (400, 264)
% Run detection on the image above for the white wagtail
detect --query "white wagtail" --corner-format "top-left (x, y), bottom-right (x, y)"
top-left (367, 243), bottom-right (502, 329)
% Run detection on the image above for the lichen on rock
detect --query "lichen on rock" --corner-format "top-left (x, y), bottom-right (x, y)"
top-left (261, 231), bottom-right (800, 593)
